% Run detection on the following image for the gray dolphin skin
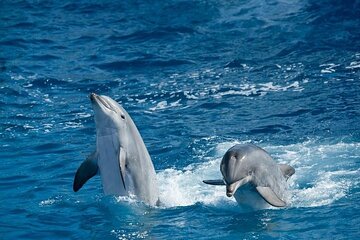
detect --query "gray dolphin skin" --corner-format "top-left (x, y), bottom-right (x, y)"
top-left (203, 144), bottom-right (295, 209)
top-left (73, 93), bottom-right (159, 206)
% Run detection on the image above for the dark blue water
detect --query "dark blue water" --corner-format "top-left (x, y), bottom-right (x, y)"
top-left (1, 0), bottom-right (360, 239)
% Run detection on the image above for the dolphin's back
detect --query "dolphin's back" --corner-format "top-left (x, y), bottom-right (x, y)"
top-left (123, 115), bottom-right (159, 205)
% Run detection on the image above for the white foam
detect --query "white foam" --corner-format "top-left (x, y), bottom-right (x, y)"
top-left (62, 121), bottom-right (84, 129)
top-left (156, 140), bottom-right (359, 209)
top-left (111, 229), bottom-right (149, 240)
top-left (346, 61), bottom-right (360, 69)
top-left (75, 112), bottom-right (91, 119)
top-left (149, 101), bottom-right (167, 111)
top-left (114, 194), bottom-right (139, 205)
top-left (184, 91), bottom-right (199, 100)
top-left (10, 74), bottom-right (26, 81)
top-left (23, 124), bottom-right (35, 129)
top-left (211, 81), bottom-right (304, 99)
top-left (149, 99), bottom-right (183, 112)
top-left (320, 63), bottom-right (340, 73)
top-left (289, 170), bottom-right (356, 207)
top-left (39, 198), bottom-right (57, 206)
top-left (43, 94), bottom-right (52, 103)
top-left (157, 161), bottom-right (237, 208)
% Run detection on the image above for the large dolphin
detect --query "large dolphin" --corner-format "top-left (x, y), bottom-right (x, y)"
top-left (73, 93), bottom-right (159, 206)
top-left (203, 144), bottom-right (295, 210)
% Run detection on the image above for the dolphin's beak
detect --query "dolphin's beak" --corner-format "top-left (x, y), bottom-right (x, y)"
top-left (90, 93), bottom-right (97, 102)
top-left (225, 176), bottom-right (250, 198)
top-left (226, 188), bottom-right (234, 197)
top-left (226, 184), bottom-right (237, 197)
top-left (90, 93), bottom-right (116, 112)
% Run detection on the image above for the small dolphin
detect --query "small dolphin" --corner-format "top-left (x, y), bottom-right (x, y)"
top-left (73, 93), bottom-right (159, 206)
top-left (203, 144), bottom-right (295, 210)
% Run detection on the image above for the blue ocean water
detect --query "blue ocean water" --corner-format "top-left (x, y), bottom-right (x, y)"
top-left (1, 0), bottom-right (360, 239)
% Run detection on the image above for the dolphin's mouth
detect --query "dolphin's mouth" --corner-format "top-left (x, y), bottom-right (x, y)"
top-left (225, 176), bottom-right (250, 197)
top-left (226, 188), bottom-right (234, 197)
top-left (90, 93), bottom-right (115, 112)
top-left (90, 92), bottom-right (97, 102)
top-left (226, 184), bottom-right (237, 197)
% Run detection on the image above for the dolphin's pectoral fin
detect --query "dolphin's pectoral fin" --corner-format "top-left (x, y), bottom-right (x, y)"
top-left (118, 147), bottom-right (127, 190)
top-left (73, 152), bottom-right (98, 192)
top-left (278, 164), bottom-right (295, 180)
top-left (203, 179), bottom-right (226, 185)
top-left (256, 186), bottom-right (286, 207)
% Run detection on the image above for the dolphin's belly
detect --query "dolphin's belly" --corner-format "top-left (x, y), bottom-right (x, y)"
top-left (98, 148), bottom-right (128, 196)
top-left (233, 184), bottom-right (271, 211)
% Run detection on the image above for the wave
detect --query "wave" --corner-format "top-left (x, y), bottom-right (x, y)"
top-left (142, 80), bottom-right (304, 112)
top-left (95, 59), bottom-right (194, 71)
top-left (108, 26), bottom-right (196, 43)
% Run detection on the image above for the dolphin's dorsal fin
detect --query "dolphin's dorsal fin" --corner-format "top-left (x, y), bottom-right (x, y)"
top-left (256, 186), bottom-right (286, 207)
top-left (278, 164), bottom-right (295, 180)
top-left (73, 152), bottom-right (98, 192)
top-left (203, 179), bottom-right (226, 185)
top-left (119, 147), bottom-right (127, 190)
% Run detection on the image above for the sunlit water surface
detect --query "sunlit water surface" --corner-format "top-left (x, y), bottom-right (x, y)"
top-left (1, 0), bottom-right (359, 239)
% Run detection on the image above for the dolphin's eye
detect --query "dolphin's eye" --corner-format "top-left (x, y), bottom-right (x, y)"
top-left (120, 114), bottom-right (126, 120)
